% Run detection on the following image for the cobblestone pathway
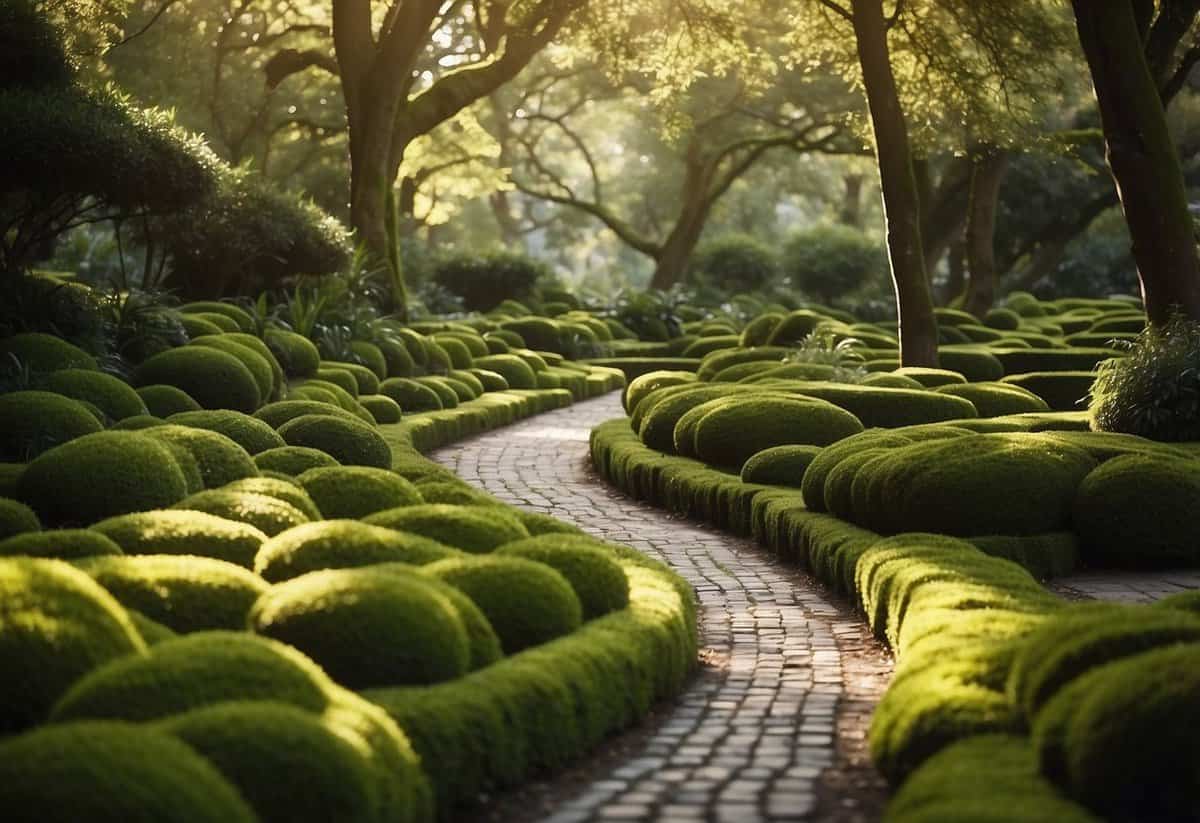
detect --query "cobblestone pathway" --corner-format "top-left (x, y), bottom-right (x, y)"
top-left (1053, 570), bottom-right (1200, 603)
top-left (433, 394), bottom-right (892, 823)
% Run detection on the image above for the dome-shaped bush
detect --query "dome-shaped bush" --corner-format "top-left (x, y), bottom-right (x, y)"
top-left (111, 414), bottom-right (167, 430)
top-left (858, 372), bottom-right (926, 390)
top-left (135, 347), bottom-right (261, 413)
top-left (0, 528), bottom-right (121, 560)
top-left (297, 466), bottom-right (421, 519)
top-left (92, 509), bottom-right (268, 568)
top-left (1073, 454), bottom-right (1200, 567)
top-left (360, 394), bottom-right (402, 424)
top-left (137, 384), bottom-right (202, 417)
top-left (254, 446), bottom-right (340, 476)
top-left (623, 370), bottom-right (698, 414)
top-left (469, 368), bottom-right (509, 392)
top-left (253, 400), bottom-right (360, 429)
top-left (18, 431), bottom-right (190, 526)
top-left (278, 414), bottom-right (391, 469)
top-left (364, 504), bottom-right (530, 553)
top-left (253, 520), bottom-right (460, 582)
top-left (891, 367), bottom-right (967, 388)
top-left (1000, 372), bottom-right (1096, 413)
top-left (265, 329), bottom-right (321, 378)
top-left (168, 410), bottom-right (286, 454)
top-left (934, 382), bottom-right (1050, 417)
top-left (40, 368), bottom-right (148, 421)
top-left (0, 332), bottom-right (98, 372)
top-left (190, 337), bottom-right (275, 403)
top-left (637, 385), bottom-right (753, 453)
top-left (249, 568), bottom-right (472, 689)
top-left (181, 301), bottom-right (256, 332)
top-left (223, 333), bottom-right (286, 396)
top-left (496, 537), bottom-right (629, 620)
top-left (739, 444), bottom-right (823, 487)
top-left (376, 337), bottom-right (415, 378)
top-left (0, 558), bottom-right (144, 732)
top-left (448, 369), bottom-right (485, 397)
top-left (425, 555), bottom-right (582, 653)
top-left (294, 380), bottom-right (373, 422)
top-left (379, 378), bottom-right (443, 412)
top-left (179, 313), bottom-right (223, 338)
top-left (158, 700), bottom-right (379, 823)
top-left (316, 366), bottom-right (360, 397)
top-left (773, 382), bottom-right (979, 429)
top-left (324, 360), bottom-right (381, 395)
top-left (76, 554), bottom-right (269, 633)
top-left (221, 477), bottom-right (321, 520)
top-left (173, 490), bottom-right (310, 537)
top-left (0, 390), bottom-right (104, 460)
top-left (143, 425), bottom-right (258, 489)
top-left (0, 497), bottom-right (40, 539)
top-left (692, 395), bottom-right (864, 470)
top-left (0, 721), bottom-right (256, 823)
top-left (414, 481), bottom-right (494, 506)
top-left (471, 354), bottom-right (538, 389)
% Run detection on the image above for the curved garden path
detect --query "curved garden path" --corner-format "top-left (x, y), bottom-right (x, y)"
top-left (432, 393), bottom-right (893, 823)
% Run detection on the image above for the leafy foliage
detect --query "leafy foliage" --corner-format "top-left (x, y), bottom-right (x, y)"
top-left (432, 251), bottom-right (548, 312)
top-left (785, 328), bottom-right (867, 383)
top-left (688, 234), bottom-right (779, 293)
top-left (781, 224), bottom-right (885, 303)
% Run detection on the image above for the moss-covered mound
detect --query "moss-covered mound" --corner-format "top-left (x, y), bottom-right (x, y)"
top-left (0, 558), bottom-right (144, 733)
top-left (1072, 454), bottom-right (1200, 567)
top-left (623, 370), bottom-right (697, 414)
top-left (496, 537), bottom-right (630, 620)
top-left (254, 520), bottom-right (461, 583)
top-left (298, 466), bottom-right (422, 519)
top-left (472, 354), bottom-right (538, 389)
top-left (168, 410), bottom-right (286, 454)
top-left (91, 509), bottom-right (268, 568)
top-left (220, 477), bottom-right (322, 521)
top-left (111, 414), bottom-right (167, 431)
top-left (134, 346), bottom-right (262, 413)
top-left (249, 568), bottom-right (473, 688)
top-left (0, 332), bottom-right (98, 372)
top-left (18, 431), bottom-right (190, 526)
top-left (0, 721), bottom-right (257, 823)
top-left (75, 554), bottom-right (268, 633)
top-left (776, 382), bottom-right (980, 428)
top-left (190, 337), bottom-right (276, 402)
top-left (253, 400), bottom-right (361, 429)
top-left (137, 384), bottom-right (202, 417)
top-left (364, 504), bottom-right (530, 553)
top-left (999, 371), bottom-right (1096, 412)
top-left (316, 366), bottom-right (360, 397)
top-left (853, 433), bottom-right (1097, 536)
top-left (0, 528), bottom-right (122, 560)
top-left (158, 700), bottom-right (380, 823)
top-left (379, 378), bottom-right (444, 412)
top-left (41, 368), bottom-right (148, 421)
top-left (691, 395), bottom-right (864, 470)
top-left (253, 445), bottom-right (340, 476)
top-left (425, 555), bottom-right (582, 653)
top-left (0, 497), bottom-right (40, 539)
top-left (892, 367), bottom-right (968, 388)
top-left (278, 414), bottom-right (392, 469)
top-left (173, 490), bottom-right (310, 537)
top-left (740, 444), bottom-right (823, 487)
top-left (265, 328), bottom-right (321, 377)
top-left (934, 381), bottom-right (1051, 417)
top-left (360, 394), bottom-right (403, 424)
top-left (0, 390), bottom-right (104, 460)
top-left (142, 425), bottom-right (259, 489)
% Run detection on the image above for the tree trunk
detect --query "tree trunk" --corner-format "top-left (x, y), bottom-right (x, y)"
top-left (650, 202), bottom-right (709, 290)
top-left (963, 146), bottom-right (1009, 317)
top-left (839, 173), bottom-right (865, 227)
top-left (943, 238), bottom-right (966, 306)
top-left (850, 0), bottom-right (939, 365)
top-left (1073, 0), bottom-right (1200, 324)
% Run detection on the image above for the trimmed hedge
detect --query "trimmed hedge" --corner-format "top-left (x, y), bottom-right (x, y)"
top-left (143, 425), bottom-right (259, 489)
top-left (190, 337), bottom-right (276, 402)
top-left (253, 400), bottom-right (361, 429)
top-left (0, 496), bottom-right (40, 539)
top-left (739, 444), bottom-right (825, 488)
top-left (933, 382), bottom-right (1050, 417)
top-left (168, 409), bottom-right (286, 454)
top-left (135, 346), bottom-right (261, 413)
top-left (253, 445), bottom-right (340, 476)
top-left (297, 465), bottom-right (422, 519)
top-left (0, 390), bottom-right (103, 460)
top-left (92, 509), bottom-right (268, 568)
top-left (221, 477), bottom-right (322, 520)
top-left (364, 504), bottom-right (530, 553)
top-left (360, 394), bottom-right (403, 424)
top-left (690, 395), bottom-right (864, 470)
top-left (278, 414), bottom-right (392, 469)
top-left (0, 527), bottom-right (122, 560)
top-left (0, 331), bottom-right (98, 372)
top-left (173, 489), bottom-right (311, 537)
top-left (137, 384), bottom-right (202, 417)
top-left (380, 378), bottom-right (444, 412)
top-left (253, 520), bottom-right (461, 582)
top-left (998, 371), bottom-right (1095, 412)
top-left (40, 368), bottom-right (148, 421)
top-left (496, 536), bottom-right (631, 620)
top-left (265, 329), bottom-right (321, 377)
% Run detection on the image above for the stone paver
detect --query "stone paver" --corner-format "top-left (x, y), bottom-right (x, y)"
top-left (433, 394), bottom-right (892, 823)
top-left (1053, 570), bottom-right (1200, 603)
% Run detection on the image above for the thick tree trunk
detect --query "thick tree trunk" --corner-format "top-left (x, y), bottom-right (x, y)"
top-left (1073, 0), bottom-right (1200, 324)
top-left (839, 173), bottom-right (865, 227)
top-left (963, 146), bottom-right (1009, 317)
top-left (850, 0), bottom-right (939, 365)
top-left (650, 202), bottom-right (709, 290)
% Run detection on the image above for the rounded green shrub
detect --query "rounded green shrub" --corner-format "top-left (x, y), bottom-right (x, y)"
top-left (471, 354), bottom-right (538, 389)
top-left (360, 394), bottom-right (402, 424)
top-left (425, 555), bottom-right (582, 653)
top-left (168, 409), bottom-right (285, 455)
top-left (143, 425), bottom-right (258, 489)
top-left (934, 347), bottom-right (1006, 382)
top-left (376, 337), bottom-right (415, 378)
top-left (254, 446), bottom-right (340, 476)
top-left (692, 395), bottom-right (864, 470)
top-left (379, 378), bottom-right (443, 412)
top-left (250, 567), bottom-right (472, 688)
top-left (364, 504), bottom-right (530, 553)
top-left (414, 377), bottom-right (460, 407)
top-left (688, 234), bottom-right (779, 293)
top-left (221, 477), bottom-right (322, 520)
top-left (316, 366), bottom-right (360, 397)
top-left (0, 558), bottom-right (144, 732)
top-left (858, 372), bottom-right (926, 390)
top-left (1158, 589), bottom-right (1200, 616)
top-left (298, 466), bottom-right (421, 519)
top-left (297, 380), bottom-right (373, 422)
top-left (111, 414), bottom-right (167, 430)
top-left (1073, 454), bottom-right (1200, 567)
top-left (469, 368), bottom-right (509, 392)
top-left (740, 444), bottom-right (823, 487)
top-left (222, 333), bottom-right (286, 395)
top-left (637, 385), bottom-right (753, 452)
top-left (777, 382), bottom-right (979, 428)
top-left (40, 368), bottom-right (148, 421)
top-left (92, 509), bottom-right (268, 568)
top-left (18, 431), bottom-right (190, 526)
top-left (430, 337), bottom-right (473, 370)
top-left (414, 481), bottom-right (494, 506)
top-left (191, 312), bottom-right (239, 333)
top-left (0, 331), bottom-right (98, 372)
top-left (0, 528), bottom-right (121, 560)
top-left (0, 497), bottom-right (40, 539)
top-left (983, 308), bottom-right (1023, 330)
top-left (782, 226), bottom-right (884, 302)
top-left (137, 384), bottom-right (202, 417)
top-left (893, 367), bottom-right (968, 388)
top-left (76, 554), bottom-right (269, 633)
top-left (254, 520), bottom-right (460, 582)
top-left (253, 400), bottom-right (360, 429)
top-left (0, 390), bottom-right (104, 460)
top-left (0, 721), bottom-right (256, 823)
top-left (159, 700), bottom-right (380, 823)
top-left (349, 340), bottom-right (388, 379)
top-left (173, 490), bottom-right (310, 537)
top-left (181, 301), bottom-right (255, 332)
top-left (1000, 372), bottom-right (1096, 413)
top-left (623, 370), bottom-right (698, 414)
top-left (278, 414), bottom-right (391, 469)
top-left (495, 537), bottom-right (629, 620)
top-left (189, 337), bottom-right (275, 401)
top-left (265, 329), bottom-right (321, 378)
top-left (324, 360), bottom-right (381, 395)
top-left (934, 382), bottom-right (1050, 417)
top-left (134, 347), bottom-right (261, 413)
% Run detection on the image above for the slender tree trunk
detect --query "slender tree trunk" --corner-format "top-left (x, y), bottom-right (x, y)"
top-left (839, 173), bottom-right (865, 227)
top-left (963, 145), bottom-right (1009, 317)
top-left (850, 0), bottom-right (939, 365)
top-left (1072, 0), bottom-right (1200, 324)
